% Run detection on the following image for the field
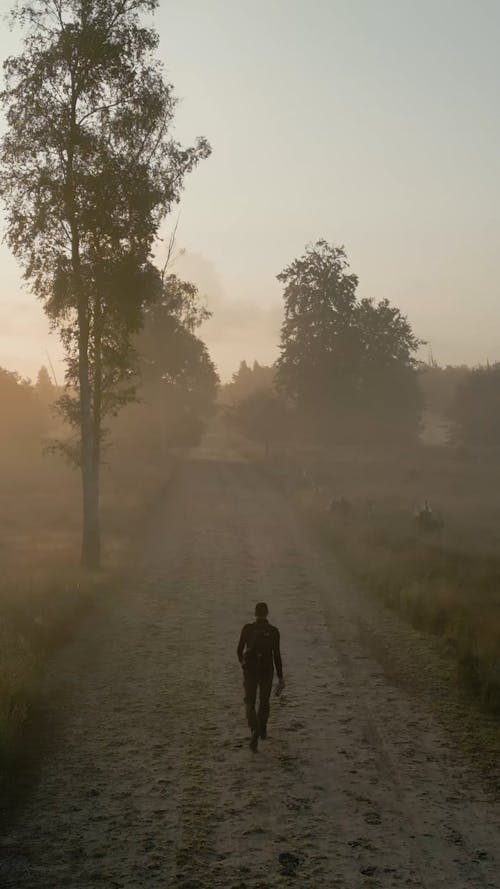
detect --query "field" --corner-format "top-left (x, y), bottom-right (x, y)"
top-left (0, 419), bottom-right (174, 763)
top-left (249, 437), bottom-right (500, 713)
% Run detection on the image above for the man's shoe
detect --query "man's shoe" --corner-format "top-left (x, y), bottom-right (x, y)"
top-left (250, 732), bottom-right (259, 752)
top-left (260, 727), bottom-right (267, 740)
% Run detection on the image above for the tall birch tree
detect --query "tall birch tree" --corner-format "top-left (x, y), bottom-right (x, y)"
top-left (0, 0), bottom-right (210, 567)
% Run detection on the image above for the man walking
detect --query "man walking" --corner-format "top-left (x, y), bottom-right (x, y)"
top-left (237, 603), bottom-right (284, 752)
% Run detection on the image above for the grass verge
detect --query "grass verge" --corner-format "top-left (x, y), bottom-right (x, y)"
top-left (0, 451), bottom-right (176, 769)
top-left (252, 443), bottom-right (500, 717)
top-left (311, 509), bottom-right (500, 713)
top-left (0, 571), bottom-right (99, 768)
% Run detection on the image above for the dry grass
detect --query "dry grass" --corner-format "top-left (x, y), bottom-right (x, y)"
top-left (0, 431), bottom-right (174, 764)
top-left (256, 439), bottom-right (500, 714)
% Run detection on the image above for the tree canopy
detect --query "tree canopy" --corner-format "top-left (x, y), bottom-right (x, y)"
top-left (277, 240), bottom-right (422, 442)
top-left (226, 389), bottom-right (288, 457)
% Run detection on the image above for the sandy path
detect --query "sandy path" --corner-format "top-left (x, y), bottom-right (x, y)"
top-left (1, 452), bottom-right (499, 888)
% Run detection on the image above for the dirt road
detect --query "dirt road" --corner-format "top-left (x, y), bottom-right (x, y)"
top-left (1, 451), bottom-right (500, 888)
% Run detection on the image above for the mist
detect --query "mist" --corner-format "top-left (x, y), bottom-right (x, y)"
top-left (1, 2), bottom-right (500, 886)
top-left (172, 251), bottom-right (282, 381)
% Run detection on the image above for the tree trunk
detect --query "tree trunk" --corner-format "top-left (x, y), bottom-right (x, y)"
top-left (81, 453), bottom-right (100, 569)
top-left (68, 84), bottom-right (101, 570)
top-left (78, 293), bottom-right (101, 569)
top-left (83, 292), bottom-right (103, 570)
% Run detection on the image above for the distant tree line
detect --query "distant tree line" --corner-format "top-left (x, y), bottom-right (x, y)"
top-left (418, 363), bottom-right (469, 418)
top-left (225, 240), bottom-right (424, 452)
top-left (417, 362), bottom-right (500, 447)
top-left (220, 361), bottom-right (276, 405)
top-left (1, 273), bottom-right (218, 462)
top-left (447, 364), bottom-right (500, 447)
top-left (223, 242), bottom-right (500, 454)
top-left (0, 366), bottom-right (58, 449)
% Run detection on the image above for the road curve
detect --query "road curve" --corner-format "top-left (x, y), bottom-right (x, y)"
top-left (1, 452), bottom-right (499, 888)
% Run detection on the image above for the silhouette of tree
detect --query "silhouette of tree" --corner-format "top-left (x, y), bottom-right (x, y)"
top-left (157, 274), bottom-right (211, 334)
top-left (0, 1), bottom-right (210, 567)
top-left (138, 276), bottom-right (218, 448)
top-left (277, 240), bottom-right (422, 442)
top-left (220, 361), bottom-right (276, 405)
top-left (449, 364), bottom-right (500, 446)
top-left (35, 365), bottom-right (56, 407)
top-left (0, 367), bottom-right (46, 442)
top-left (227, 390), bottom-right (289, 457)
top-left (419, 363), bottom-right (469, 416)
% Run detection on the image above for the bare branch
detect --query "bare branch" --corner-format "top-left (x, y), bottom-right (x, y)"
top-left (161, 213), bottom-right (181, 283)
top-left (77, 98), bottom-right (127, 126)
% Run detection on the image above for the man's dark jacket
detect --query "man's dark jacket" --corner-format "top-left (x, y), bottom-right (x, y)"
top-left (237, 619), bottom-right (283, 678)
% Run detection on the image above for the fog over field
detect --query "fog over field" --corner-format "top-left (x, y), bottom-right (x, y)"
top-left (1, 2), bottom-right (500, 887)
top-left (0, 249), bottom-right (284, 382)
top-left (4, 239), bottom-right (500, 384)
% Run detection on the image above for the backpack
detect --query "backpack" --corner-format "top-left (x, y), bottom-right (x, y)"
top-left (244, 623), bottom-right (274, 672)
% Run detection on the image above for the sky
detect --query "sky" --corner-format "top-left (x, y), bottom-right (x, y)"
top-left (0, 0), bottom-right (499, 381)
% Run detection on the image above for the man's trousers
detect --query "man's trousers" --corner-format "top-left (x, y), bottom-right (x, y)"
top-left (243, 670), bottom-right (273, 735)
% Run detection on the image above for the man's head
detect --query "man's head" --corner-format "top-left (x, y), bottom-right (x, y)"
top-left (255, 602), bottom-right (269, 619)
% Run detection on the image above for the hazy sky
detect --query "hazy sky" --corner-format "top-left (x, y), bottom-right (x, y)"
top-left (1, 0), bottom-right (499, 380)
